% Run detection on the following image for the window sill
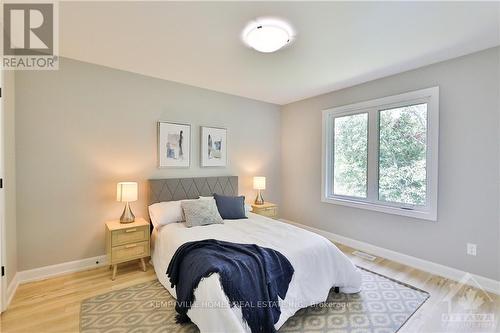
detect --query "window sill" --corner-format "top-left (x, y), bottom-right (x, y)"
top-left (321, 196), bottom-right (437, 221)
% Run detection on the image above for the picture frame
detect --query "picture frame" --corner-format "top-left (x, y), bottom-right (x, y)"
top-left (201, 126), bottom-right (228, 167)
top-left (158, 121), bottom-right (191, 168)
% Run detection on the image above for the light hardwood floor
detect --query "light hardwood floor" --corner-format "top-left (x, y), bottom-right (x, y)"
top-left (1, 243), bottom-right (498, 333)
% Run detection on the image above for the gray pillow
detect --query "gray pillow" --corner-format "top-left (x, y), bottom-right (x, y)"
top-left (181, 198), bottom-right (223, 227)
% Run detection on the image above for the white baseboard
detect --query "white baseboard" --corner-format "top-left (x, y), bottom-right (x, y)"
top-left (16, 255), bottom-right (107, 284)
top-left (4, 255), bottom-right (107, 310)
top-left (280, 218), bottom-right (500, 295)
top-left (5, 273), bottom-right (19, 311)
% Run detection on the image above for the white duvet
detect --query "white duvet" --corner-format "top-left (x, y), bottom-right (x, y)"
top-left (151, 213), bottom-right (361, 333)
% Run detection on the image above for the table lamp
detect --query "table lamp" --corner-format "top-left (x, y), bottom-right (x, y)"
top-left (253, 176), bottom-right (266, 205)
top-left (117, 182), bottom-right (138, 223)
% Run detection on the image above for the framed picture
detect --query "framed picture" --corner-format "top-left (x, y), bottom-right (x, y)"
top-left (158, 121), bottom-right (191, 168)
top-left (201, 126), bottom-right (227, 167)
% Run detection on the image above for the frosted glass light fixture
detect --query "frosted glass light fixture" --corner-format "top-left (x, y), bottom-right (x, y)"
top-left (242, 18), bottom-right (294, 53)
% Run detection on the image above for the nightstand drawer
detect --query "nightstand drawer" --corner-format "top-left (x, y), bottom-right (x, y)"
top-left (111, 226), bottom-right (149, 246)
top-left (255, 207), bottom-right (277, 218)
top-left (111, 241), bottom-right (149, 263)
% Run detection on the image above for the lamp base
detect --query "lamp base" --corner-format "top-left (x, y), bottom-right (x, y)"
top-left (254, 190), bottom-right (264, 205)
top-left (120, 202), bottom-right (135, 223)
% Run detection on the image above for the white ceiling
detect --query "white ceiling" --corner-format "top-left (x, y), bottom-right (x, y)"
top-left (60, 1), bottom-right (500, 105)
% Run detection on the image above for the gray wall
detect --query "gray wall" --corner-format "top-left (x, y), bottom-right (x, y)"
top-left (281, 47), bottom-right (500, 280)
top-left (15, 58), bottom-right (281, 270)
top-left (11, 49), bottom-right (500, 281)
top-left (3, 71), bottom-right (17, 286)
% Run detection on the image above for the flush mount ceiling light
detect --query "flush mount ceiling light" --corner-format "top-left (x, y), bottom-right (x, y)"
top-left (242, 18), bottom-right (295, 53)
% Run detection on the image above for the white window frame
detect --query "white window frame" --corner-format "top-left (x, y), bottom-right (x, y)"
top-left (321, 87), bottom-right (439, 221)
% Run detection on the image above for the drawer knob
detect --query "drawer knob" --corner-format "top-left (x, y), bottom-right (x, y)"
top-left (125, 244), bottom-right (138, 248)
top-left (125, 228), bottom-right (137, 233)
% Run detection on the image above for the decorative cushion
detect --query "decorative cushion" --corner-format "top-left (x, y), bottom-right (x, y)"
top-left (181, 198), bottom-right (223, 227)
top-left (200, 196), bottom-right (250, 213)
top-left (213, 194), bottom-right (247, 220)
top-left (149, 200), bottom-right (183, 228)
top-left (148, 199), bottom-right (199, 228)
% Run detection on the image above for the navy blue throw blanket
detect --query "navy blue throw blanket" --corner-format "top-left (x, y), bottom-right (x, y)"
top-left (166, 239), bottom-right (294, 333)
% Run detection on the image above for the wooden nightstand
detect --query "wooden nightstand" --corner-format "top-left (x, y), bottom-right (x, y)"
top-left (251, 202), bottom-right (278, 219)
top-left (105, 217), bottom-right (150, 280)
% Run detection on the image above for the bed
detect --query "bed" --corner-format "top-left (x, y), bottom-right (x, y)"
top-left (149, 177), bottom-right (362, 333)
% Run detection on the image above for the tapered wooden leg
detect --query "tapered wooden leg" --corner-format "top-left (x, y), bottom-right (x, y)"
top-left (140, 258), bottom-right (147, 272)
top-left (112, 265), bottom-right (117, 280)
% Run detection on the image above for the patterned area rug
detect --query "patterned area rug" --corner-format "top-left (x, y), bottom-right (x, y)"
top-left (80, 267), bottom-right (429, 333)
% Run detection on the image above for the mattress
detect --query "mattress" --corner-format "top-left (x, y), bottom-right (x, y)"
top-left (151, 213), bottom-right (361, 332)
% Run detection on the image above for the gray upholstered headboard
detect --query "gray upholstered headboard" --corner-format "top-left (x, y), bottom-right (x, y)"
top-left (148, 176), bottom-right (238, 205)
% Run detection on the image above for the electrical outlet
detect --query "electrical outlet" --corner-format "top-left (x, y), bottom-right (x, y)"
top-left (467, 243), bottom-right (477, 256)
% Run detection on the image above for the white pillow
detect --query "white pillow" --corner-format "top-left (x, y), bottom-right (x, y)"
top-left (149, 200), bottom-right (195, 228)
top-left (244, 203), bottom-right (252, 213)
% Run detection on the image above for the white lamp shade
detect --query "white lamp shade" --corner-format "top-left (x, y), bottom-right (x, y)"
top-left (253, 177), bottom-right (266, 190)
top-left (117, 182), bottom-right (138, 202)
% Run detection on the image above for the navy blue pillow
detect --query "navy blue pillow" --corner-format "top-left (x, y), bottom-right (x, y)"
top-left (213, 194), bottom-right (247, 220)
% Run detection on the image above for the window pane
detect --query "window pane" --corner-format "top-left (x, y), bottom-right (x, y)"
top-left (379, 103), bottom-right (427, 205)
top-left (333, 113), bottom-right (368, 198)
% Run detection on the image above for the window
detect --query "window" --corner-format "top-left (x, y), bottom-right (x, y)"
top-left (333, 113), bottom-right (368, 198)
top-left (322, 87), bottom-right (439, 220)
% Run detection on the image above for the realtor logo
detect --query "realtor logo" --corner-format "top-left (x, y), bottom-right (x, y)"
top-left (2, 2), bottom-right (58, 70)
